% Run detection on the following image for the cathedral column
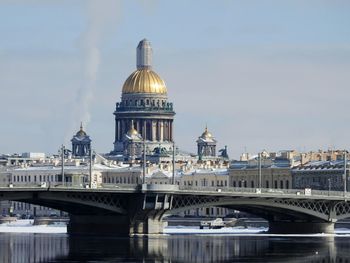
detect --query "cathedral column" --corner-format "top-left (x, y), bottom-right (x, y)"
top-left (152, 121), bottom-right (156, 141)
top-left (163, 122), bottom-right (168, 141)
top-left (160, 122), bottom-right (164, 142)
top-left (143, 120), bottom-right (147, 140)
top-left (168, 121), bottom-right (171, 141)
top-left (168, 121), bottom-right (171, 142)
top-left (167, 121), bottom-right (170, 141)
top-left (114, 120), bottom-right (119, 141)
top-left (117, 120), bottom-right (121, 140)
top-left (121, 121), bottom-right (125, 138)
top-left (157, 121), bottom-right (160, 141)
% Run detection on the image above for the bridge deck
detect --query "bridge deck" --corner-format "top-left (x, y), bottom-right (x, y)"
top-left (0, 184), bottom-right (348, 201)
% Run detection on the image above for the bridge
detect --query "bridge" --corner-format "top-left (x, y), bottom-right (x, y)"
top-left (1, 184), bottom-right (350, 235)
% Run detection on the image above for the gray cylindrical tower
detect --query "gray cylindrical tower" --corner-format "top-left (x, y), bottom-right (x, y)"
top-left (137, 39), bottom-right (152, 70)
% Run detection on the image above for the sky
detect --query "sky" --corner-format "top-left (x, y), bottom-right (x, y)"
top-left (0, 0), bottom-right (350, 159)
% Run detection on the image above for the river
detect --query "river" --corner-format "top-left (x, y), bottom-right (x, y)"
top-left (0, 232), bottom-right (349, 262)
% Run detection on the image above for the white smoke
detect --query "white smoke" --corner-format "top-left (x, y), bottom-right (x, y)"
top-left (65, 0), bottom-right (120, 142)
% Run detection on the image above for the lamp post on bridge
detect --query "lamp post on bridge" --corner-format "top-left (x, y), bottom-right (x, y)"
top-left (258, 152), bottom-right (262, 189)
top-left (344, 151), bottom-right (347, 197)
top-left (172, 141), bottom-right (175, 185)
top-left (60, 145), bottom-right (65, 186)
top-left (328, 178), bottom-right (331, 196)
top-left (89, 148), bottom-right (93, 188)
top-left (142, 138), bottom-right (146, 184)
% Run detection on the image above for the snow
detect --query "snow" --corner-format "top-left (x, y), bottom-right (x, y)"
top-left (164, 226), bottom-right (350, 237)
top-left (1, 221), bottom-right (350, 236)
top-left (164, 226), bottom-right (267, 235)
top-left (0, 220), bottom-right (67, 234)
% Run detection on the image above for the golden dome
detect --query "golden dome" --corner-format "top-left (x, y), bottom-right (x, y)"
top-left (122, 69), bottom-right (167, 94)
top-left (127, 120), bottom-right (139, 136)
top-left (201, 126), bottom-right (213, 139)
top-left (76, 123), bottom-right (87, 137)
top-left (127, 127), bottom-right (139, 136)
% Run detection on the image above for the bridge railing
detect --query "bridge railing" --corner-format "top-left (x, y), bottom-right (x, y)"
top-left (178, 185), bottom-right (350, 198)
top-left (0, 182), bottom-right (139, 190)
top-left (0, 182), bottom-right (349, 198)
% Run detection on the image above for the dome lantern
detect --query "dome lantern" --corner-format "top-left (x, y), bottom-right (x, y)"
top-left (137, 39), bottom-right (152, 70)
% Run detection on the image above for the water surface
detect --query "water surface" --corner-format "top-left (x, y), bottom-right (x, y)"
top-left (0, 233), bottom-right (349, 262)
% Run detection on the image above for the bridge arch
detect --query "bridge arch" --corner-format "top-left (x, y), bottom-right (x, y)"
top-left (0, 191), bottom-right (128, 215)
top-left (165, 196), bottom-right (332, 222)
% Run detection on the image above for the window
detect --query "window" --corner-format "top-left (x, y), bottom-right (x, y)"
top-left (233, 181), bottom-right (236, 187)
top-left (286, 180), bottom-right (290, 189)
top-left (266, 180), bottom-right (269, 188)
top-left (274, 180), bottom-right (278, 189)
top-left (280, 181), bottom-right (283, 189)
top-left (251, 181), bottom-right (254, 188)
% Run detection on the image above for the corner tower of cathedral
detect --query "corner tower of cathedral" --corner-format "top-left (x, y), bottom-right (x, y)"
top-left (112, 39), bottom-right (175, 157)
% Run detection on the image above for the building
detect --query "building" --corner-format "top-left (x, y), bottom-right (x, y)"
top-left (122, 120), bottom-right (143, 162)
top-left (71, 123), bottom-right (91, 157)
top-left (300, 150), bottom-right (348, 164)
top-left (197, 126), bottom-right (217, 160)
top-left (292, 160), bottom-right (348, 191)
top-left (229, 151), bottom-right (295, 189)
top-left (179, 169), bottom-right (232, 217)
top-left (111, 39), bottom-right (175, 159)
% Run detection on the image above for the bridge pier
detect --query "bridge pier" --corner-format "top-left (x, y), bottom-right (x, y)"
top-left (67, 214), bottom-right (166, 236)
top-left (130, 218), bottom-right (167, 236)
top-left (268, 221), bottom-right (335, 234)
top-left (67, 215), bottom-right (131, 236)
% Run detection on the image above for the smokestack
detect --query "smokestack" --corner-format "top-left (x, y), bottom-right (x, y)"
top-left (137, 39), bottom-right (152, 69)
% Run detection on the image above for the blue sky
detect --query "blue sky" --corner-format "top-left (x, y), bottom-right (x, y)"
top-left (1, 0), bottom-right (350, 158)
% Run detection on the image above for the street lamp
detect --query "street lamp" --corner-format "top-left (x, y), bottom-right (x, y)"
top-left (344, 151), bottom-right (347, 197)
top-left (328, 178), bottom-right (331, 196)
top-left (258, 152), bottom-right (262, 189)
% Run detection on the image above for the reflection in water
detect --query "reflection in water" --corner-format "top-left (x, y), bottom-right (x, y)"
top-left (0, 234), bottom-right (68, 263)
top-left (1, 233), bottom-right (350, 262)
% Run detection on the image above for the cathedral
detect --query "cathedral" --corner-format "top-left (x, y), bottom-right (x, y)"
top-left (111, 39), bottom-right (175, 159)
top-left (103, 39), bottom-right (228, 162)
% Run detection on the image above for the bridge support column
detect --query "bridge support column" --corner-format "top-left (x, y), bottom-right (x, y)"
top-left (68, 215), bottom-right (167, 236)
top-left (268, 221), bottom-right (334, 234)
top-left (130, 218), bottom-right (167, 236)
top-left (68, 215), bottom-right (130, 236)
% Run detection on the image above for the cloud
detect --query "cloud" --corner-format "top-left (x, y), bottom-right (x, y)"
top-left (65, 0), bottom-right (121, 143)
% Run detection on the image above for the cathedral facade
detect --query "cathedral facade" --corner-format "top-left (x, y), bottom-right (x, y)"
top-left (112, 39), bottom-right (175, 158)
